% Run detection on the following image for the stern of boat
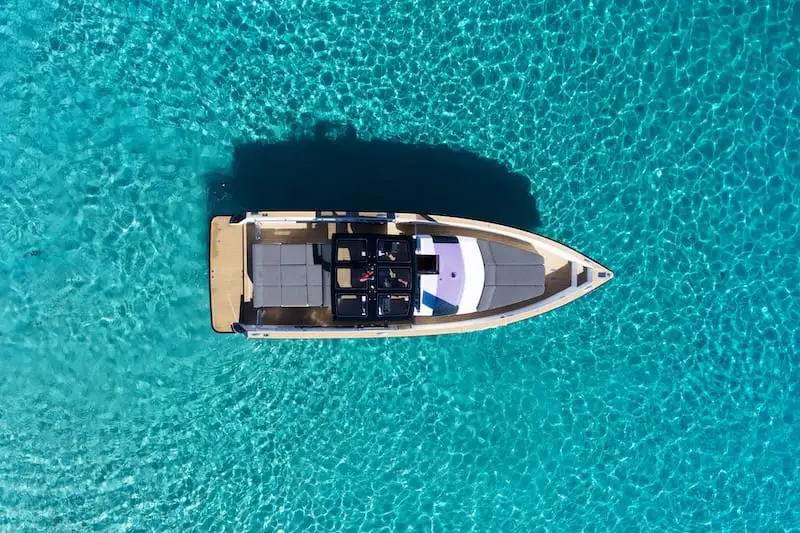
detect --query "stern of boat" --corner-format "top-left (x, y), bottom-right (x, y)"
top-left (209, 215), bottom-right (246, 333)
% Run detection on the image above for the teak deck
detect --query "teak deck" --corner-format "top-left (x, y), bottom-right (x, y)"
top-left (209, 217), bottom-right (245, 333)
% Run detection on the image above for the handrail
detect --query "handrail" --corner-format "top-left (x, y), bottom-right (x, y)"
top-left (234, 211), bottom-right (398, 225)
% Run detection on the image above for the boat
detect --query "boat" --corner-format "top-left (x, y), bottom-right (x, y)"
top-left (209, 211), bottom-right (613, 339)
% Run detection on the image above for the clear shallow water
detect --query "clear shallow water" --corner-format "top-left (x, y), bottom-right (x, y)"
top-left (1, 0), bottom-right (798, 530)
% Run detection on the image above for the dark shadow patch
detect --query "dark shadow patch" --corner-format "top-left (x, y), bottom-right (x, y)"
top-left (206, 121), bottom-right (540, 230)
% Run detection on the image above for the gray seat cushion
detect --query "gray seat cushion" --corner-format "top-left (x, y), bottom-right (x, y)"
top-left (322, 269), bottom-right (331, 307)
top-left (255, 286), bottom-right (282, 307)
top-left (253, 243), bottom-right (281, 265)
top-left (252, 244), bottom-right (325, 307)
top-left (308, 286), bottom-right (323, 306)
top-left (495, 265), bottom-right (546, 286)
top-left (477, 239), bottom-right (546, 311)
top-left (254, 264), bottom-right (280, 286)
top-left (477, 285), bottom-right (496, 312)
top-left (478, 240), bottom-right (545, 266)
top-left (281, 286), bottom-right (308, 306)
top-left (482, 286), bottom-right (545, 308)
top-left (484, 264), bottom-right (497, 285)
top-left (281, 244), bottom-right (308, 265)
top-left (281, 265), bottom-right (308, 286)
top-left (307, 265), bottom-right (322, 285)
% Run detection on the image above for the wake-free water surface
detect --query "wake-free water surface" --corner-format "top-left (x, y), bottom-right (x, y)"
top-left (1, 0), bottom-right (798, 530)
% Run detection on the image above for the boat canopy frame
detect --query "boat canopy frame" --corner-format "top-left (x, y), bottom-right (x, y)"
top-left (330, 233), bottom-right (416, 322)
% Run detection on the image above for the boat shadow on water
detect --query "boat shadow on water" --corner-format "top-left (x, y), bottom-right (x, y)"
top-left (206, 122), bottom-right (541, 230)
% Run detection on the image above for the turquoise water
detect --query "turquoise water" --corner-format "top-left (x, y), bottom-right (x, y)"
top-left (1, 0), bottom-right (799, 529)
